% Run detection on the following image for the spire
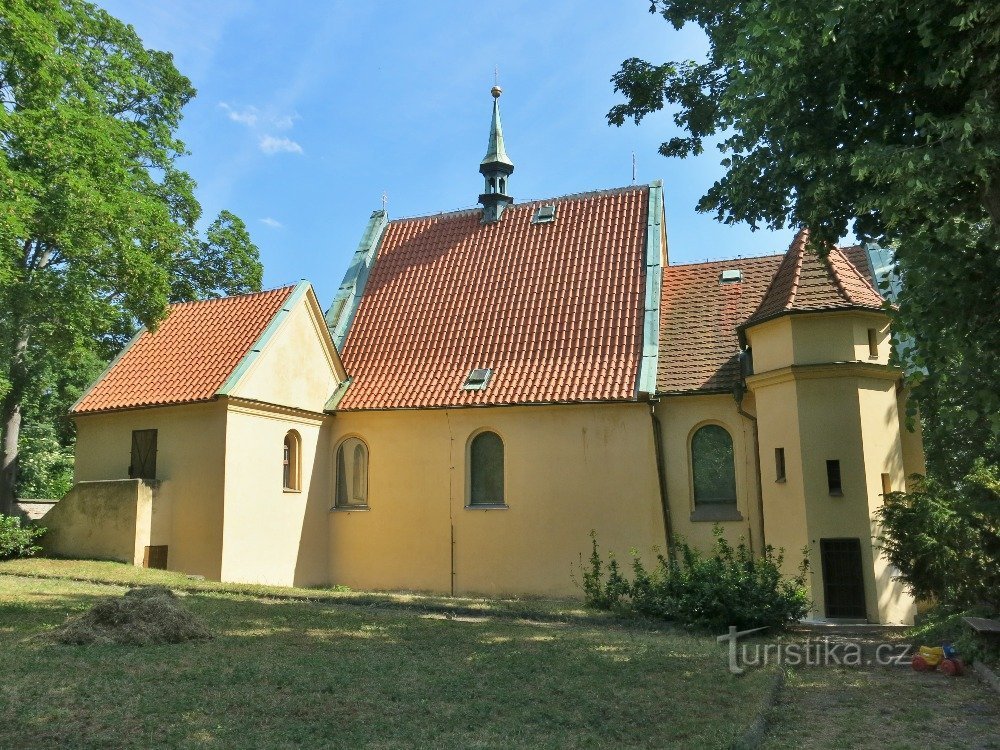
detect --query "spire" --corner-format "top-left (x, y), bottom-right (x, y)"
top-left (478, 86), bottom-right (514, 223)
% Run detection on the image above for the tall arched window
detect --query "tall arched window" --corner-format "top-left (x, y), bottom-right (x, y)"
top-left (335, 437), bottom-right (368, 508)
top-left (469, 431), bottom-right (504, 506)
top-left (691, 425), bottom-right (737, 507)
top-left (283, 430), bottom-right (301, 491)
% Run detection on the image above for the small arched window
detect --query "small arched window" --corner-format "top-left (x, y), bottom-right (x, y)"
top-left (691, 425), bottom-right (737, 506)
top-left (469, 431), bottom-right (504, 506)
top-left (335, 437), bottom-right (368, 508)
top-left (283, 431), bottom-right (301, 491)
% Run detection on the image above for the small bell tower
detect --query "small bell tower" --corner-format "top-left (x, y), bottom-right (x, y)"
top-left (478, 86), bottom-right (514, 223)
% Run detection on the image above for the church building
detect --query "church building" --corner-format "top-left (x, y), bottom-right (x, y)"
top-left (42, 88), bottom-right (925, 624)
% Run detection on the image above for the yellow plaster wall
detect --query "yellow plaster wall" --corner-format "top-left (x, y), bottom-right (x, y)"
top-left (327, 403), bottom-right (665, 597)
top-left (896, 388), bottom-right (927, 488)
top-left (41, 479), bottom-right (153, 565)
top-left (219, 403), bottom-right (330, 586)
top-left (752, 379), bottom-right (810, 573)
top-left (747, 317), bottom-right (793, 373)
top-left (746, 308), bottom-right (916, 624)
top-left (654, 394), bottom-right (764, 553)
top-left (232, 291), bottom-right (342, 413)
top-left (73, 402), bottom-right (227, 578)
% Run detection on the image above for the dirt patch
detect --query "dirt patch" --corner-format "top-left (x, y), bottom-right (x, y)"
top-left (51, 586), bottom-right (212, 646)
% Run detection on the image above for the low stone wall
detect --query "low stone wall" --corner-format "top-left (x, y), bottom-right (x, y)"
top-left (40, 480), bottom-right (155, 565)
top-left (12, 500), bottom-right (58, 521)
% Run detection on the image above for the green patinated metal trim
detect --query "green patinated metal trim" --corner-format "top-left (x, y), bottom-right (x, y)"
top-left (324, 377), bottom-right (353, 412)
top-left (637, 180), bottom-right (664, 396)
top-left (215, 280), bottom-right (312, 397)
top-left (480, 93), bottom-right (513, 169)
top-left (325, 210), bottom-right (388, 349)
top-left (69, 327), bottom-right (147, 413)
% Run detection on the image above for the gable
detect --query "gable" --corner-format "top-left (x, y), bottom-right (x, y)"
top-left (226, 285), bottom-right (345, 413)
top-left (73, 286), bottom-right (297, 414)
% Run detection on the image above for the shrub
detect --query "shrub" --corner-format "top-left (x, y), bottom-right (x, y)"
top-left (876, 459), bottom-right (999, 613)
top-left (0, 514), bottom-right (45, 560)
top-left (578, 527), bottom-right (810, 631)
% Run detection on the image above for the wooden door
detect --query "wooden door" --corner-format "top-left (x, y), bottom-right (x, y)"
top-left (130, 429), bottom-right (158, 480)
top-left (820, 538), bottom-right (867, 619)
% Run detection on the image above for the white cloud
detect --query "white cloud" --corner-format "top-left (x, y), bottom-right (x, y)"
top-left (218, 101), bottom-right (259, 126)
top-left (259, 135), bottom-right (303, 155)
top-left (260, 217), bottom-right (283, 229)
top-left (271, 114), bottom-right (297, 130)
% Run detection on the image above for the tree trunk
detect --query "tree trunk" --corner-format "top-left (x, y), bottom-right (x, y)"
top-left (0, 334), bottom-right (29, 517)
top-left (0, 399), bottom-right (22, 516)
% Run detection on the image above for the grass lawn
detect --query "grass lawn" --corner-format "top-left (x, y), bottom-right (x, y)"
top-left (0, 563), bottom-right (774, 749)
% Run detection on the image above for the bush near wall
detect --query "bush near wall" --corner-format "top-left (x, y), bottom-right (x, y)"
top-left (0, 515), bottom-right (45, 560)
top-left (578, 527), bottom-right (810, 631)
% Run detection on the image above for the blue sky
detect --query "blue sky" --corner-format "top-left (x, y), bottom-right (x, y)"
top-left (97, 1), bottom-right (797, 305)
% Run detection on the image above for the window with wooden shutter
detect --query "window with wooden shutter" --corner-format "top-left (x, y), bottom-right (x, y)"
top-left (129, 429), bottom-right (158, 480)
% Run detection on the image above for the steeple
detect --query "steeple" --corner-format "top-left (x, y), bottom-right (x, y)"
top-left (478, 86), bottom-right (514, 223)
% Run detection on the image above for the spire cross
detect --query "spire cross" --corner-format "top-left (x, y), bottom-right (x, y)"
top-left (381, 192), bottom-right (387, 212)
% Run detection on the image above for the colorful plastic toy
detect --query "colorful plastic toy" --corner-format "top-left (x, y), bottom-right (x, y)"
top-left (911, 642), bottom-right (963, 676)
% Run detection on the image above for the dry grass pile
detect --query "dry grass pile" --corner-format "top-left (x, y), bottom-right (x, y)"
top-left (52, 586), bottom-right (212, 645)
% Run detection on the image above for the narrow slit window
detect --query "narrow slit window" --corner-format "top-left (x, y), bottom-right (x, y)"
top-left (470, 431), bottom-right (504, 506)
top-left (775, 448), bottom-right (786, 482)
top-left (827, 460), bottom-right (842, 495)
top-left (283, 431), bottom-right (301, 491)
top-left (335, 437), bottom-right (369, 508)
top-left (867, 328), bottom-right (878, 358)
top-left (880, 473), bottom-right (891, 496)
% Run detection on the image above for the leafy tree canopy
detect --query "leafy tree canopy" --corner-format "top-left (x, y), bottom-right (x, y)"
top-left (0, 0), bottom-right (263, 511)
top-left (608, 0), bottom-right (1000, 478)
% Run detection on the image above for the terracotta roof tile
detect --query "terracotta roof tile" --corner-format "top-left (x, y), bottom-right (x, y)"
top-left (73, 286), bottom-right (296, 414)
top-left (743, 229), bottom-right (884, 329)
top-left (657, 255), bottom-right (783, 393)
top-left (337, 186), bottom-right (649, 410)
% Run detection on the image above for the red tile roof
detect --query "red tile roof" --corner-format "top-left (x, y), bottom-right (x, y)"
top-left (73, 286), bottom-right (296, 414)
top-left (742, 229), bottom-right (884, 329)
top-left (337, 186), bottom-right (650, 410)
top-left (657, 255), bottom-right (783, 393)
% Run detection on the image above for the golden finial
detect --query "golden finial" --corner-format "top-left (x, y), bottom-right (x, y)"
top-left (491, 85), bottom-right (502, 99)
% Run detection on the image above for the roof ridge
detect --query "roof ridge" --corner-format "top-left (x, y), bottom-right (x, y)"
top-left (666, 253), bottom-right (784, 269)
top-left (833, 245), bottom-right (883, 300)
top-left (385, 183), bottom-right (650, 224)
top-left (786, 228), bottom-right (809, 310)
top-left (168, 283), bottom-right (298, 308)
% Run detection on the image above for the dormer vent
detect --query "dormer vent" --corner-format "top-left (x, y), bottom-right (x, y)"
top-left (720, 269), bottom-right (743, 284)
top-left (533, 205), bottom-right (556, 224)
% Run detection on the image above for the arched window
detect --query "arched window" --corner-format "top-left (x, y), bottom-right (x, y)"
top-left (469, 431), bottom-right (504, 506)
top-left (283, 431), bottom-right (301, 491)
top-left (335, 437), bottom-right (368, 508)
top-left (691, 425), bottom-right (737, 506)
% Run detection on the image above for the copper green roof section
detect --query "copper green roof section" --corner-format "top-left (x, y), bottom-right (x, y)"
top-left (637, 180), bottom-right (664, 396)
top-left (325, 209), bottom-right (388, 349)
top-left (480, 87), bottom-right (513, 169)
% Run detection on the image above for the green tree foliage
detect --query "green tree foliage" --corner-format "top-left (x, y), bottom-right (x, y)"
top-left (876, 461), bottom-right (1000, 612)
top-left (0, 0), bottom-right (263, 512)
top-left (608, 1), bottom-right (1000, 479)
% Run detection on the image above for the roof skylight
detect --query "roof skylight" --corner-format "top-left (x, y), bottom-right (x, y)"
top-left (461, 368), bottom-right (493, 391)
top-left (719, 269), bottom-right (743, 284)
top-left (532, 205), bottom-right (556, 224)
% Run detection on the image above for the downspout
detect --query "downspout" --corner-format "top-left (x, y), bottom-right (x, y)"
top-left (734, 381), bottom-right (766, 550)
top-left (649, 400), bottom-right (675, 558)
